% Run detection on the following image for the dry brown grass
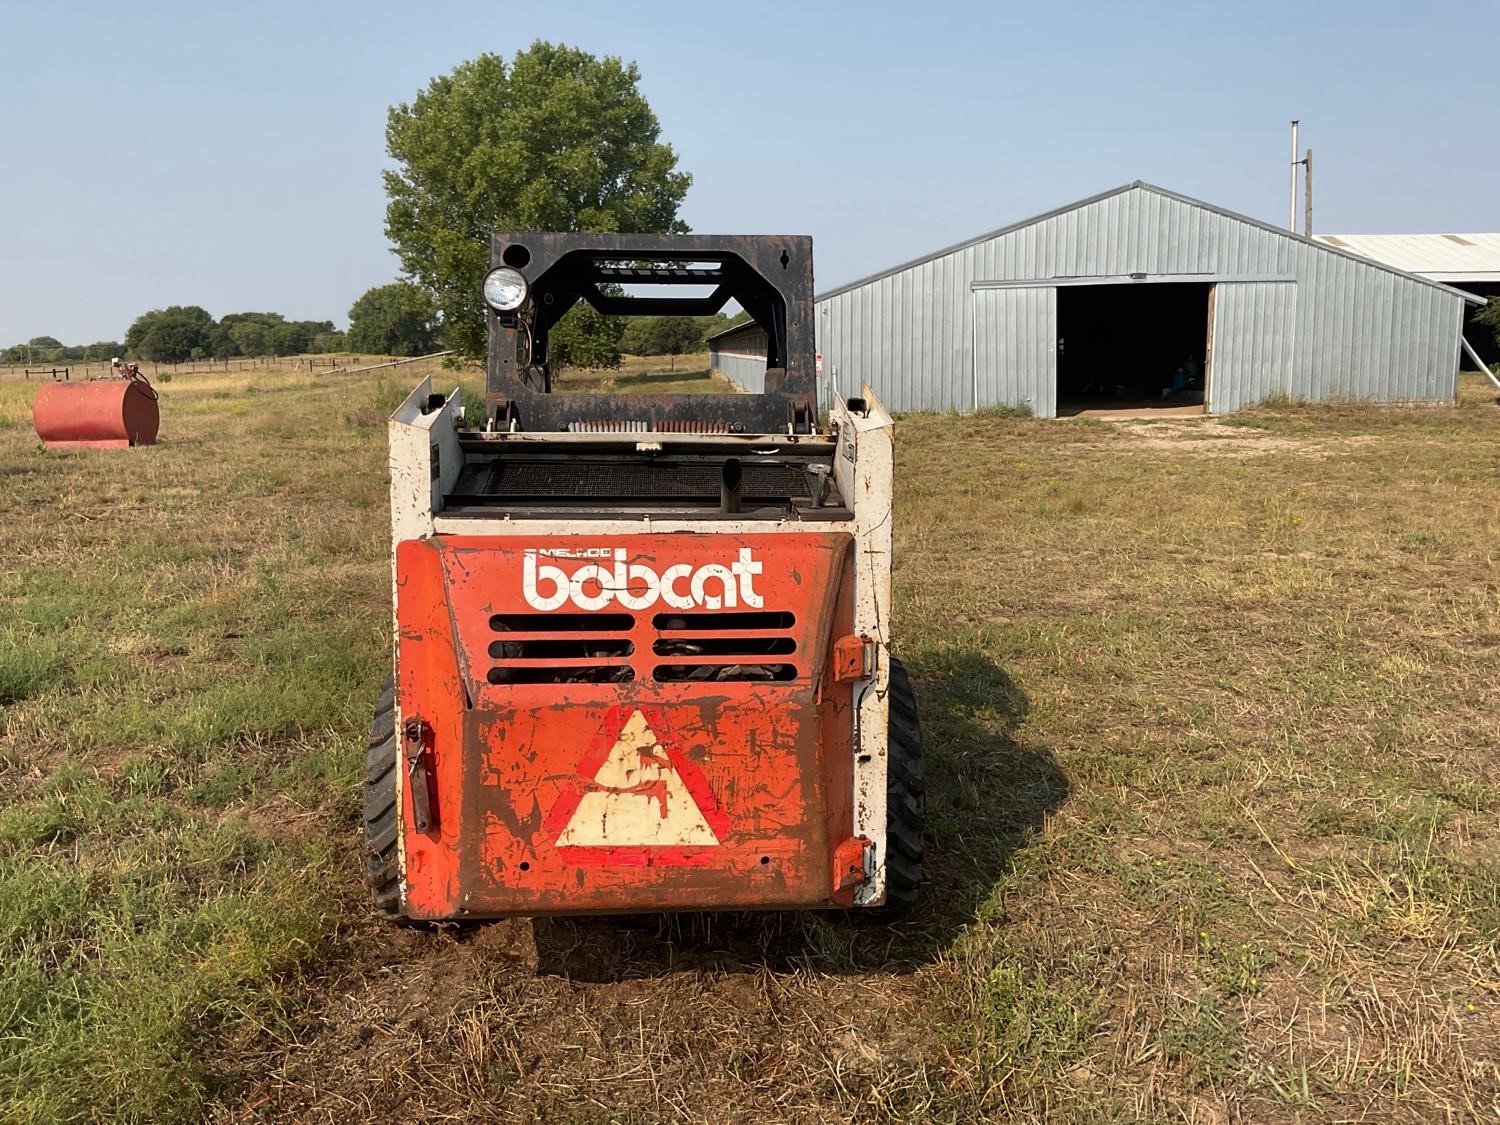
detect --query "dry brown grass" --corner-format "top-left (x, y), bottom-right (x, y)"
top-left (0, 366), bottom-right (1496, 1122)
top-left (552, 351), bottom-right (730, 395)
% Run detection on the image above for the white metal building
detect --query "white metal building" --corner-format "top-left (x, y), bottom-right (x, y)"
top-left (814, 182), bottom-right (1483, 416)
top-left (1313, 233), bottom-right (1500, 285)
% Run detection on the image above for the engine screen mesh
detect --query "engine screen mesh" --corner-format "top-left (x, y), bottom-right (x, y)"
top-left (452, 458), bottom-right (822, 502)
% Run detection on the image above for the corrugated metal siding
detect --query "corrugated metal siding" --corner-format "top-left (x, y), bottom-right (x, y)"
top-left (708, 326), bottom-right (768, 393)
top-left (713, 350), bottom-right (768, 393)
top-left (815, 184), bottom-right (1466, 413)
top-left (972, 287), bottom-right (1057, 416)
top-left (1209, 282), bottom-right (1296, 412)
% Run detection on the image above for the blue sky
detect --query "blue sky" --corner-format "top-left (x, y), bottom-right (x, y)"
top-left (2, 0), bottom-right (1494, 344)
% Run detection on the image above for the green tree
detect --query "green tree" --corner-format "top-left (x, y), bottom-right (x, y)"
top-left (203, 319), bottom-right (238, 359)
top-left (1476, 297), bottom-right (1500, 345)
top-left (620, 314), bottom-right (723, 356)
top-left (223, 314), bottom-right (279, 358)
top-left (7, 336), bottom-right (66, 363)
top-left (549, 303), bottom-right (623, 370)
top-left (347, 282), bottom-right (439, 356)
top-left (383, 43), bottom-right (691, 358)
top-left (271, 320), bottom-right (331, 357)
top-left (308, 329), bottom-right (347, 354)
top-left (216, 313), bottom-right (334, 357)
top-left (125, 307), bottom-right (215, 363)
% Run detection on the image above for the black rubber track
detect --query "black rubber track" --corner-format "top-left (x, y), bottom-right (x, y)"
top-left (883, 657), bottom-right (926, 913)
top-left (363, 674), bottom-right (402, 918)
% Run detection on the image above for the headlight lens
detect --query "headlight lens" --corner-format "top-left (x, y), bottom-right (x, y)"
top-left (482, 267), bottom-right (528, 311)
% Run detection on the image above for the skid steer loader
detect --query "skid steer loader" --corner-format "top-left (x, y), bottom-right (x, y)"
top-left (366, 233), bottom-right (923, 919)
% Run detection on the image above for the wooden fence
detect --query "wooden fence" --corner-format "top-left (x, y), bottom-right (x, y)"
top-left (2, 356), bottom-right (373, 381)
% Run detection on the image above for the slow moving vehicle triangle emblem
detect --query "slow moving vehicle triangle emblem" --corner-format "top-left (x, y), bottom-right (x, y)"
top-left (544, 705), bottom-right (730, 866)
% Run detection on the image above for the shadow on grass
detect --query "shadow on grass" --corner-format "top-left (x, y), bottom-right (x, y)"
top-left (522, 646), bottom-right (1068, 980)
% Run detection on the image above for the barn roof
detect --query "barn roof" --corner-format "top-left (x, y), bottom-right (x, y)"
top-left (704, 319), bottom-right (766, 346)
top-left (1314, 233), bottom-right (1500, 284)
top-left (815, 181), bottom-right (1484, 305)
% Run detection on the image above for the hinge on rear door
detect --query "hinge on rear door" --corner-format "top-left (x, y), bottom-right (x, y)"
top-left (403, 719), bottom-right (437, 833)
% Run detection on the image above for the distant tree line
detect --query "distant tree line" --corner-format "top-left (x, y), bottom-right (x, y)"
top-left (543, 310), bottom-right (744, 370)
top-left (122, 307), bottom-right (346, 363)
top-left (1, 336), bottom-right (124, 364)
top-left (7, 303), bottom-right (750, 371)
top-left (619, 314), bottom-right (738, 357)
top-left (125, 290), bottom-right (442, 364)
top-left (5, 283), bottom-right (445, 366)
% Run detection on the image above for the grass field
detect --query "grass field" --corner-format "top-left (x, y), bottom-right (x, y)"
top-left (553, 350), bottom-right (730, 395)
top-left (0, 361), bottom-right (1496, 1122)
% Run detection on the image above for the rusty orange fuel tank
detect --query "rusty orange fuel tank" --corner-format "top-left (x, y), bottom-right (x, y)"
top-left (32, 376), bottom-right (160, 449)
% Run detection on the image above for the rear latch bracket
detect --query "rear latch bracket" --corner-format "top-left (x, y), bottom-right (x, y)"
top-left (403, 718), bottom-right (437, 833)
top-left (831, 834), bottom-right (874, 904)
top-left (832, 635), bottom-right (877, 682)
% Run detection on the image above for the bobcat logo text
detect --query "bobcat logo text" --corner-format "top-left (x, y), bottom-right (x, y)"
top-left (523, 548), bottom-right (764, 612)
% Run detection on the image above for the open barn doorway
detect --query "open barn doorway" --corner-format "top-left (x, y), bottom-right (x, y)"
top-left (1457, 281), bottom-right (1500, 370)
top-left (1056, 281), bottom-right (1213, 415)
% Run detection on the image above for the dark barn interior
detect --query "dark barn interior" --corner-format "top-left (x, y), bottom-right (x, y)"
top-left (1056, 281), bottom-right (1212, 412)
top-left (1457, 281), bottom-right (1499, 368)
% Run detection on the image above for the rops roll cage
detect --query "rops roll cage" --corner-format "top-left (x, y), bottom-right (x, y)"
top-left (484, 232), bottom-right (816, 434)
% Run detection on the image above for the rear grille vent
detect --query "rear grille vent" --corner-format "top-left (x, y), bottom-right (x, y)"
top-left (651, 637), bottom-right (795, 657)
top-left (489, 613), bottom-right (633, 632)
top-left (489, 638), bottom-right (634, 659)
top-left (480, 610), bottom-right (805, 687)
top-left (487, 666), bottom-right (634, 685)
top-left (650, 611), bottom-right (799, 683)
top-left (487, 612), bottom-right (635, 685)
top-left (652, 664), bottom-right (797, 684)
top-left (650, 611), bottom-right (795, 631)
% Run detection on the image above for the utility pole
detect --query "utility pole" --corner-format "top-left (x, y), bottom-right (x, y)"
top-left (1303, 148), bottom-right (1313, 236)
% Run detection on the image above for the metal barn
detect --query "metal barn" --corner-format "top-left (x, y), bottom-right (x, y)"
top-left (706, 320), bottom-right (770, 393)
top-left (815, 182), bottom-right (1482, 416)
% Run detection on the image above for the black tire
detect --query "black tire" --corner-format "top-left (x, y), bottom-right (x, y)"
top-left (883, 658), bottom-right (926, 913)
top-left (363, 674), bottom-right (402, 918)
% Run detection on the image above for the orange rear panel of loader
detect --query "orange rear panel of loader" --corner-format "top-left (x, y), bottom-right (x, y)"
top-left (394, 532), bottom-right (863, 917)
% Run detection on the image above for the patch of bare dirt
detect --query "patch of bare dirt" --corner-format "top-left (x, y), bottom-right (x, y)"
top-left (1107, 417), bottom-right (1381, 458)
top-left (213, 911), bottom-right (943, 1124)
